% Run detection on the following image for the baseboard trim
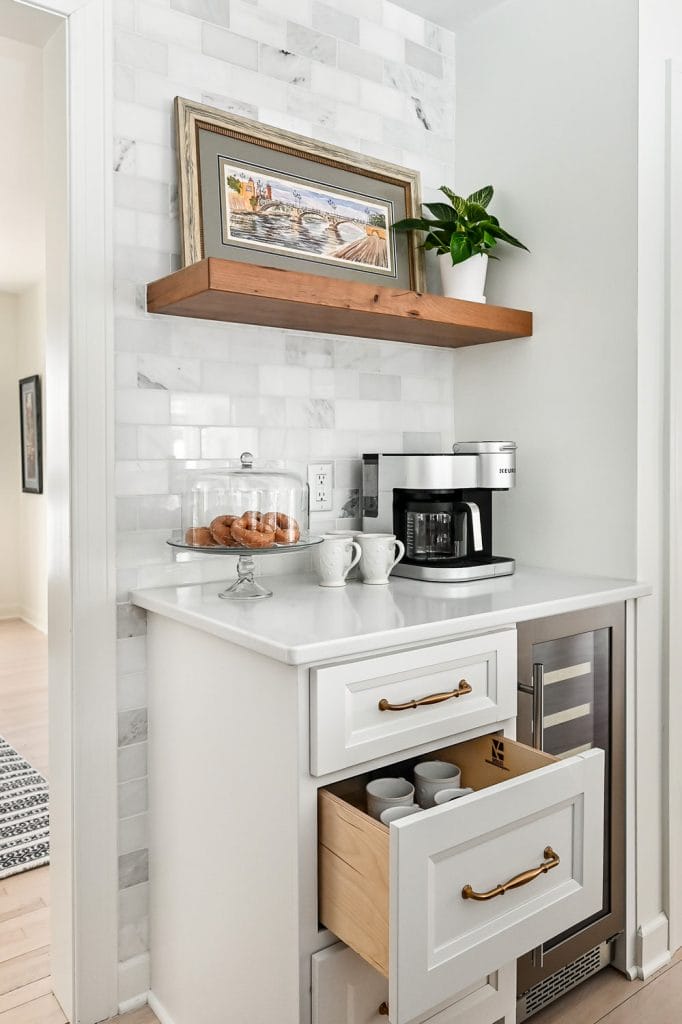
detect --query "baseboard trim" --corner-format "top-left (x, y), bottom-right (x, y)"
top-left (118, 992), bottom-right (149, 1015)
top-left (118, 952), bottom-right (150, 1012)
top-left (19, 611), bottom-right (47, 634)
top-left (149, 991), bottom-right (176, 1024)
top-left (636, 912), bottom-right (671, 979)
top-left (0, 609), bottom-right (20, 621)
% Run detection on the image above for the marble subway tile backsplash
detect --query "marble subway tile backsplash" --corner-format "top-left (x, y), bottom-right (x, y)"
top-left (113, 0), bottom-right (456, 997)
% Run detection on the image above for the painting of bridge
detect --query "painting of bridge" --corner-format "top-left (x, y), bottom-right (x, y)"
top-left (221, 161), bottom-right (393, 274)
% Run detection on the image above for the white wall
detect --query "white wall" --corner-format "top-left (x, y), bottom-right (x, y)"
top-left (16, 282), bottom-right (47, 633)
top-left (451, 0), bottom-right (639, 581)
top-left (0, 292), bottom-right (20, 619)
top-left (0, 284), bottom-right (47, 631)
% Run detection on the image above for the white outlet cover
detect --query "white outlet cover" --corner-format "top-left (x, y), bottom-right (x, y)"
top-left (308, 462), bottom-right (333, 512)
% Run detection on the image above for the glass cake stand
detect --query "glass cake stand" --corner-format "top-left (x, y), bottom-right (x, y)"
top-left (167, 535), bottom-right (323, 600)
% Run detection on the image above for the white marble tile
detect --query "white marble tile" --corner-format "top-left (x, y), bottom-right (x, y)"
top-left (358, 18), bottom-right (402, 60)
top-left (136, 211), bottom-right (178, 253)
top-left (333, 458), bottom-right (362, 488)
top-left (309, 429), bottom-right (359, 458)
top-left (119, 848), bottom-right (149, 891)
top-left (202, 24), bottom-right (259, 69)
top-left (403, 431), bottom-right (443, 453)
top-left (119, 813), bottom-right (150, 859)
top-left (116, 424), bottom-right (138, 461)
top-left (137, 2), bottom-right (203, 49)
top-left (405, 38), bottom-right (443, 79)
top-left (381, 2), bottom-right (424, 41)
top-left (232, 0), bottom-right (287, 46)
top-left (116, 460), bottom-right (170, 496)
top-left (115, 175), bottom-right (170, 214)
top-left (115, 0), bottom-right (135, 29)
top-left (285, 86), bottom-right (335, 128)
top-left (114, 64), bottom-right (136, 102)
top-left (312, 2), bottom-right (358, 44)
top-left (230, 395), bottom-right (286, 427)
top-left (201, 91), bottom-right (258, 119)
top-left (167, 44), bottom-right (233, 94)
top-left (138, 425), bottom-right (201, 459)
top-left (135, 493), bottom-right (182, 530)
top-left (117, 568), bottom-right (140, 603)
top-left (114, 100), bottom-right (173, 148)
top-left (309, 61), bottom-right (360, 103)
top-left (326, 0), bottom-right (380, 23)
top-left (115, 205), bottom-right (136, 247)
top-left (116, 389), bottom-right (170, 423)
top-left (336, 101), bottom-right (382, 141)
top-left (201, 426), bottom-right (260, 458)
top-left (285, 334), bottom-right (333, 368)
top-left (117, 602), bottom-right (147, 639)
top-left (358, 372), bottom-right (401, 401)
top-left (259, 364), bottom-right (311, 396)
top-left (119, 880), bottom-right (149, 925)
top-left (257, 0), bottom-right (313, 23)
top-left (331, 337), bottom-right (382, 371)
top-left (170, 392), bottom-right (231, 424)
top-left (334, 398), bottom-right (401, 431)
top-left (170, 0), bottom-right (229, 28)
top-left (259, 44), bottom-right (311, 86)
top-left (138, 354), bottom-right (201, 391)
top-left (118, 670), bottom-right (148, 712)
top-left (337, 40), bottom-right (382, 81)
top-left (118, 741), bottom-right (148, 783)
top-left (118, 778), bottom-right (148, 819)
top-left (286, 22), bottom-right (337, 66)
top-left (285, 397), bottom-right (335, 428)
top-left (115, 29), bottom-right (168, 73)
top-left (119, 917), bottom-right (150, 961)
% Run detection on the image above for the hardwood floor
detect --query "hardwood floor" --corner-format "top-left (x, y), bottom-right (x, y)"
top-left (0, 620), bottom-right (48, 778)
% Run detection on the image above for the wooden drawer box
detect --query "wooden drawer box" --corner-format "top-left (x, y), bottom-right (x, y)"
top-left (318, 735), bottom-right (604, 1024)
top-left (310, 630), bottom-right (517, 776)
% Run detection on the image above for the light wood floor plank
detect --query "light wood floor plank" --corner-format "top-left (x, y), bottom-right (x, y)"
top-left (600, 960), bottom-right (682, 1024)
top-left (0, 947), bottom-right (50, 998)
top-left (0, 977), bottom-right (53, 1014)
top-left (0, 993), bottom-right (66, 1023)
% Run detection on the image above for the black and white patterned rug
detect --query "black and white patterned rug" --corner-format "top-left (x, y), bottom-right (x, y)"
top-left (0, 735), bottom-right (49, 879)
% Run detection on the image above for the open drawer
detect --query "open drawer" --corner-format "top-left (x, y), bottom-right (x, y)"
top-left (318, 735), bottom-right (604, 1024)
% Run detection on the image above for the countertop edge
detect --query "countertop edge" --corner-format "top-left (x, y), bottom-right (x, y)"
top-left (131, 577), bottom-right (652, 666)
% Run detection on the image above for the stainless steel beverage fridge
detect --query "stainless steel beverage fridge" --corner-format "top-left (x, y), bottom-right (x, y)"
top-left (516, 605), bottom-right (625, 1021)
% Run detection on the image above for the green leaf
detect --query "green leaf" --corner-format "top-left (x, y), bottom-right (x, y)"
top-left (392, 217), bottom-right (434, 233)
top-left (449, 234), bottom-right (473, 265)
top-left (465, 202), bottom-right (491, 224)
top-left (487, 224), bottom-right (530, 251)
top-left (423, 202), bottom-right (458, 221)
top-left (483, 230), bottom-right (497, 248)
top-left (466, 185), bottom-right (494, 208)
top-left (439, 186), bottom-right (467, 215)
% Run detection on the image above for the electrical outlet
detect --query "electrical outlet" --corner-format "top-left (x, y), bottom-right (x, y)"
top-left (307, 462), bottom-right (333, 512)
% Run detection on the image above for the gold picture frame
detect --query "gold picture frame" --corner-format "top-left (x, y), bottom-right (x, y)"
top-left (175, 97), bottom-right (425, 292)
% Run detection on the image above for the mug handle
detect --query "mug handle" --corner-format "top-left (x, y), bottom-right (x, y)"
top-left (343, 541), bottom-right (362, 580)
top-left (390, 539), bottom-right (406, 571)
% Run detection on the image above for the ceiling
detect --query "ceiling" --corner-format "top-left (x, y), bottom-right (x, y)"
top-left (391, 0), bottom-right (510, 32)
top-left (0, 2), bottom-right (61, 293)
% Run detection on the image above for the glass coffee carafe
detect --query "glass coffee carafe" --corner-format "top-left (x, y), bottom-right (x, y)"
top-left (405, 502), bottom-right (481, 562)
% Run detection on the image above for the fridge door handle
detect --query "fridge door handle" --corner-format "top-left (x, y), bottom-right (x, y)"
top-left (531, 662), bottom-right (545, 750)
top-left (518, 663), bottom-right (545, 750)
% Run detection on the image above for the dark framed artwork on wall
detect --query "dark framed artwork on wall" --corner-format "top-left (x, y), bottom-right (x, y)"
top-left (174, 97), bottom-right (425, 291)
top-left (19, 375), bottom-right (42, 494)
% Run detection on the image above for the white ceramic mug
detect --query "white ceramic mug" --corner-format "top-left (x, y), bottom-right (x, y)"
top-left (433, 787), bottom-right (474, 805)
top-left (357, 533), bottom-right (405, 586)
top-left (414, 760), bottom-right (462, 808)
top-left (380, 805), bottom-right (421, 825)
top-left (326, 530), bottom-right (360, 579)
top-left (366, 777), bottom-right (415, 820)
top-left (313, 535), bottom-right (362, 588)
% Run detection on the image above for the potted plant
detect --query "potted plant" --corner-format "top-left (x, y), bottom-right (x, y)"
top-left (393, 185), bottom-right (528, 303)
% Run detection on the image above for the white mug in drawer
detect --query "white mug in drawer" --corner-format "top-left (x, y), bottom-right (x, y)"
top-left (318, 735), bottom-right (604, 1024)
top-left (310, 630), bottom-right (517, 776)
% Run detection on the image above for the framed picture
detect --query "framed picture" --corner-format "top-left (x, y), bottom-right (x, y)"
top-left (19, 375), bottom-right (42, 494)
top-left (175, 97), bottom-right (425, 291)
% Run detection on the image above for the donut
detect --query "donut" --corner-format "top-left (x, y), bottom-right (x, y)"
top-left (231, 513), bottom-right (276, 549)
top-left (210, 515), bottom-right (239, 546)
top-left (261, 512), bottom-right (300, 545)
top-left (184, 526), bottom-right (217, 547)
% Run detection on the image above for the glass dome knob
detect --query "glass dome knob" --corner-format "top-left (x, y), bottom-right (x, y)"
top-left (240, 451), bottom-right (254, 469)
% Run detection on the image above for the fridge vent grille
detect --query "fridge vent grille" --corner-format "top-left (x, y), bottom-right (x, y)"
top-left (518, 944), bottom-right (605, 1020)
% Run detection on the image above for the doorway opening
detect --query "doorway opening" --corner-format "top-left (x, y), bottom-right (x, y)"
top-left (0, 0), bottom-right (65, 1015)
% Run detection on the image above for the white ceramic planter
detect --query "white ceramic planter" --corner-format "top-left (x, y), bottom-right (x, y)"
top-left (438, 252), bottom-right (488, 303)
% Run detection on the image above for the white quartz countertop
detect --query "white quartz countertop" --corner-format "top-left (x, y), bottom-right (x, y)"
top-left (132, 566), bottom-right (651, 666)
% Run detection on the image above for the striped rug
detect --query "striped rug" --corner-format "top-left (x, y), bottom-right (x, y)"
top-left (0, 735), bottom-right (49, 879)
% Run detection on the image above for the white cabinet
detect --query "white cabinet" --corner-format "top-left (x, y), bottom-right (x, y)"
top-left (318, 734), bottom-right (604, 1024)
top-left (311, 630), bottom-right (517, 775)
top-left (312, 943), bottom-right (516, 1024)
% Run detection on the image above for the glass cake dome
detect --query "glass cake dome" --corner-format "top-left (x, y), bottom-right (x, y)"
top-left (170, 453), bottom-right (318, 601)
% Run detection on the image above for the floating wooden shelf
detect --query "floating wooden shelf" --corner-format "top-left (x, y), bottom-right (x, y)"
top-left (146, 258), bottom-right (533, 349)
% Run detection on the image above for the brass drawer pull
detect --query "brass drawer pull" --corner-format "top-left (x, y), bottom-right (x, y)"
top-left (378, 1003), bottom-right (389, 1016)
top-left (462, 846), bottom-right (560, 901)
top-left (378, 679), bottom-right (472, 712)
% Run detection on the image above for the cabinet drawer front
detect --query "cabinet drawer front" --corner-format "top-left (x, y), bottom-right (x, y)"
top-left (390, 748), bottom-right (604, 1024)
top-left (312, 942), bottom-right (515, 1024)
top-left (311, 631), bottom-right (517, 776)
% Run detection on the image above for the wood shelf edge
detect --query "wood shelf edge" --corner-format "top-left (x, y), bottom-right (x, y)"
top-left (146, 258), bottom-right (533, 348)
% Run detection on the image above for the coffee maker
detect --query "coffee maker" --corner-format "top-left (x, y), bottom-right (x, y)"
top-left (361, 442), bottom-right (516, 582)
